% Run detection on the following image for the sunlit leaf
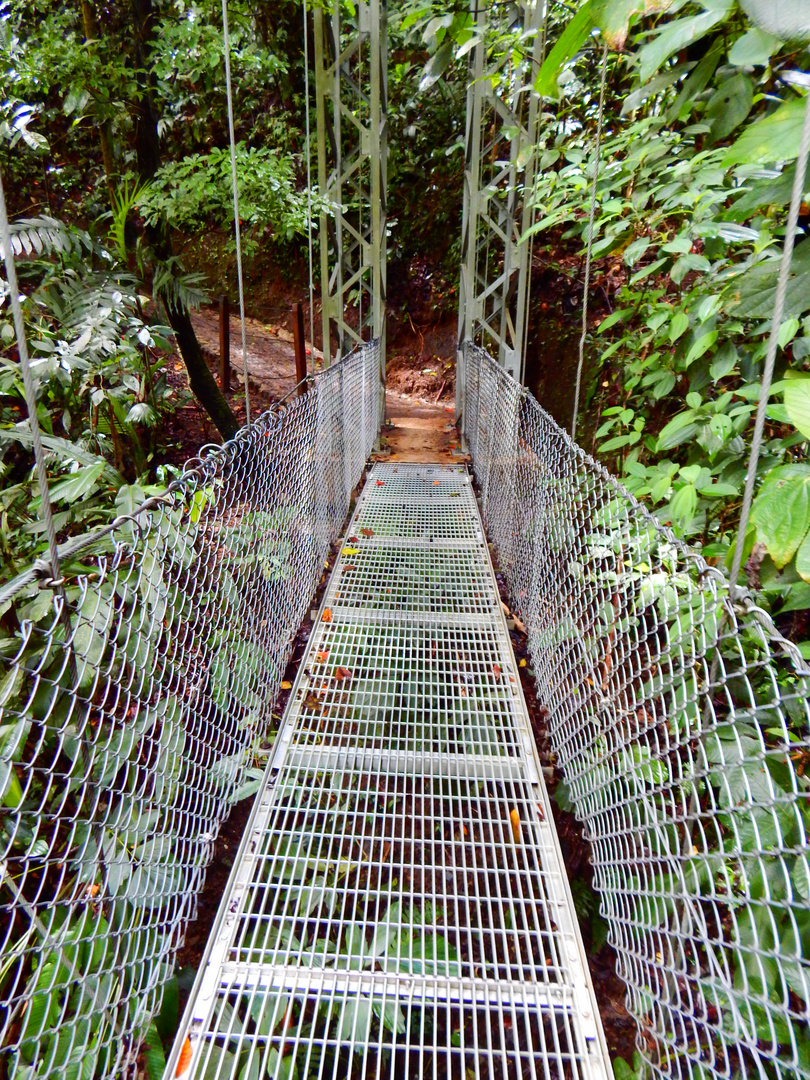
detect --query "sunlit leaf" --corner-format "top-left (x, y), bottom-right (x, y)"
top-left (534, 1), bottom-right (595, 99)
top-left (784, 373), bottom-right (810, 438)
top-left (723, 97), bottom-right (807, 166)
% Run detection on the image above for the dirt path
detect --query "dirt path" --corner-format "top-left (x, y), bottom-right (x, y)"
top-left (190, 309), bottom-right (323, 401)
top-left (380, 390), bottom-right (464, 463)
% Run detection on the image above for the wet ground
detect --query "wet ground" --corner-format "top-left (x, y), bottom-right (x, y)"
top-left (380, 391), bottom-right (464, 464)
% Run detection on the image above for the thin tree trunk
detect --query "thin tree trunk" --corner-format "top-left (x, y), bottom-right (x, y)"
top-left (80, 0), bottom-right (117, 205)
top-left (130, 0), bottom-right (239, 440)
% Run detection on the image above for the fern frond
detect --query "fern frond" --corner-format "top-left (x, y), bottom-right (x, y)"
top-left (0, 216), bottom-right (92, 260)
top-left (152, 260), bottom-right (209, 312)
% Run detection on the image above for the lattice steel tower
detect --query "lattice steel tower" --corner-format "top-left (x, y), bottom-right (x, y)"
top-left (457, 0), bottom-right (544, 407)
top-left (314, 0), bottom-right (388, 375)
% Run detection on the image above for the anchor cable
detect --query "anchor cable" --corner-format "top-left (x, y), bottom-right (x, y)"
top-left (571, 42), bottom-right (608, 441)
top-left (221, 0), bottom-right (251, 423)
top-left (728, 88), bottom-right (810, 598)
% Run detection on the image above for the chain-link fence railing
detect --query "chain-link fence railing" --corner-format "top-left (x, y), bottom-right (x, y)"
top-left (462, 341), bottom-right (810, 1080)
top-left (0, 341), bottom-right (382, 1080)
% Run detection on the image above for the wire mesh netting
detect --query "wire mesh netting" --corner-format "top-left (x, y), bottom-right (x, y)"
top-left (0, 341), bottom-right (382, 1080)
top-left (462, 342), bottom-right (810, 1080)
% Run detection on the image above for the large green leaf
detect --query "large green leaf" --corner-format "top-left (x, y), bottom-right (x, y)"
top-left (728, 27), bottom-right (783, 66)
top-left (638, 1), bottom-right (732, 84)
top-left (784, 373), bottom-right (810, 439)
top-left (656, 409), bottom-right (702, 451)
top-left (796, 529), bottom-right (810, 584)
top-left (738, 0), bottom-right (810, 39)
top-left (706, 74), bottom-right (753, 142)
top-left (723, 97), bottom-right (807, 166)
top-left (726, 239), bottom-right (810, 319)
top-left (750, 471), bottom-right (810, 569)
top-left (142, 1021), bottom-right (165, 1080)
top-left (534, 1), bottom-right (594, 99)
top-left (592, 0), bottom-right (673, 50)
top-left (419, 41), bottom-right (453, 92)
top-left (48, 461), bottom-right (106, 505)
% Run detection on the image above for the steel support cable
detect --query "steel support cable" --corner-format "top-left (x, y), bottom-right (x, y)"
top-left (221, 0), bottom-right (251, 424)
top-left (728, 87), bottom-right (810, 599)
top-left (304, 0), bottom-right (316, 372)
top-left (571, 42), bottom-right (608, 441)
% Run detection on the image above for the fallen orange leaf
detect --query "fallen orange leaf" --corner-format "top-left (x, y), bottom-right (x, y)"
top-left (176, 1036), bottom-right (192, 1077)
top-left (360, 527), bottom-right (374, 537)
top-left (492, 664), bottom-right (502, 679)
top-left (510, 808), bottom-right (521, 842)
top-left (315, 649), bottom-right (330, 663)
top-left (322, 609), bottom-right (333, 623)
top-left (375, 480), bottom-right (385, 486)
top-left (343, 565), bottom-right (356, 571)
top-left (333, 666), bottom-right (352, 680)
top-left (281, 681), bottom-right (292, 690)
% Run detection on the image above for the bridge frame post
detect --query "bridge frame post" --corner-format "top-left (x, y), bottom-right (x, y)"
top-left (456, 0), bottom-right (545, 416)
top-left (314, 0), bottom-right (387, 381)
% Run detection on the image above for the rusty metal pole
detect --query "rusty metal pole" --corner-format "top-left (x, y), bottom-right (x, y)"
top-left (218, 295), bottom-right (231, 391)
top-left (293, 301), bottom-right (307, 395)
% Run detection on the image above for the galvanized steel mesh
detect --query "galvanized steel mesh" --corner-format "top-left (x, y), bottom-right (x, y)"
top-left (462, 342), bottom-right (810, 1080)
top-left (0, 341), bottom-right (382, 1080)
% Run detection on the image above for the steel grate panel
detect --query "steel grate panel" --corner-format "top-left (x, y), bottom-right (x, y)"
top-left (286, 619), bottom-right (523, 759)
top-left (171, 464), bottom-right (610, 1080)
top-left (322, 546), bottom-right (497, 616)
top-left (232, 766), bottom-right (565, 985)
top-left (192, 976), bottom-right (594, 1080)
top-left (352, 502), bottom-right (483, 542)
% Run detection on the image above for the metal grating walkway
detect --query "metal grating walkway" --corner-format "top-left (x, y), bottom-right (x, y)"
top-left (171, 464), bottom-right (611, 1080)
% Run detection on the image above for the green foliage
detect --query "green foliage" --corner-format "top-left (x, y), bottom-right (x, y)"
top-left (140, 145), bottom-right (324, 246)
top-left (517, 0), bottom-right (810, 627)
top-left (0, 215), bottom-right (178, 575)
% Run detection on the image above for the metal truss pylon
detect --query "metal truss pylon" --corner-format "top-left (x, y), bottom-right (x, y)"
top-left (457, 0), bottom-right (545, 413)
top-left (314, 0), bottom-right (387, 379)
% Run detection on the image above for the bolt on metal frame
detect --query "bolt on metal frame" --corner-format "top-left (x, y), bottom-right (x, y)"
top-left (456, 0), bottom-right (544, 412)
top-left (315, 0), bottom-right (387, 376)
top-left (462, 341), bottom-right (810, 1080)
top-left (167, 464), bottom-right (611, 1080)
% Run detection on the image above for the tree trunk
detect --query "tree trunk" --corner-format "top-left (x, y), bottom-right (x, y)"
top-left (80, 0), bottom-right (117, 206)
top-left (130, 0), bottom-right (239, 441)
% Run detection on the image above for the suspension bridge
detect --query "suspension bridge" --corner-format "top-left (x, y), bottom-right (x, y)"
top-left (0, 4), bottom-right (808, 1080)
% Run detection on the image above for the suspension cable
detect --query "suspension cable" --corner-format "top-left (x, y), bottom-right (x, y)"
top-left (221, 0), bottom-right (251, 424)
top-left (303, 0), bottom-right (316, 372)
top-left (0, 169), bottom-right (62, 582)
top-left (729, 88), bottom-right (810, 599)
top-left (571, 42), bottom-right (608, 442)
